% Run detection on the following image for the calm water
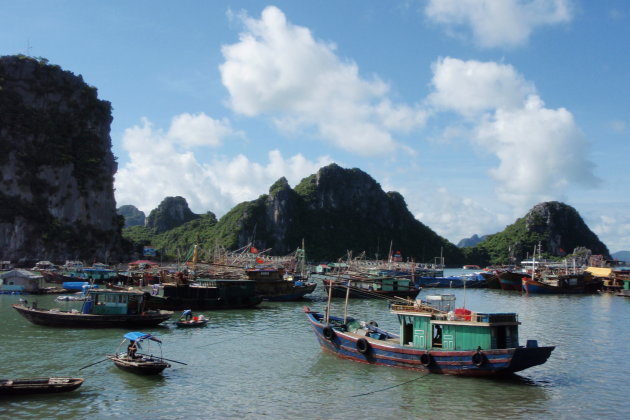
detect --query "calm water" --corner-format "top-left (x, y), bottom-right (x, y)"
top-left (1, 270), bottom-right (629, 419)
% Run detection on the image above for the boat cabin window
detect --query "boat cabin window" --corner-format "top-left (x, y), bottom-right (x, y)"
top-left (398, 315), bottom-right (414, 344)
top-left (432, 324), bottom-right (443, 347)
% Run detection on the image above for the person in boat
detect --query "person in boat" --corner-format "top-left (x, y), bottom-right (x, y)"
top-left (127, 340), bottom-right (138, 359)
top-left (181, 309), bottom-right (193, 322)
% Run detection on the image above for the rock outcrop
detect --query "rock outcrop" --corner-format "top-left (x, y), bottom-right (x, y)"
top-left (0, 55), bottom-right (125, 264)
top-left (145, 196), bottom-right (200, 233)
top-left (216, 163), bottom-right (462, 262)
top-left (117, 205), bottom-right (145, 228)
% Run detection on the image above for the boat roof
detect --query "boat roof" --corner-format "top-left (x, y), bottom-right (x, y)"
top-left (124, 332), bottom-right (161, 343)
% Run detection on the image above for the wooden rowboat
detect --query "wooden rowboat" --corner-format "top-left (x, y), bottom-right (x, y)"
top-left (107, 354), bottom-right (170, 375)
top-left (0, 377), bottom-right (84, 395)
top-left (107, 331), bottom-right (171, 375)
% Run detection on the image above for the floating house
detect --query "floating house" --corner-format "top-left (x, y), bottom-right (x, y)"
top-left (0, 269), bottom-right (45, 294)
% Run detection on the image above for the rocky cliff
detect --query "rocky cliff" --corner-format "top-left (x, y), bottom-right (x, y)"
top-left (145, 196), bottom-right (200, 233)
top-left (117, 204), bottom-right (145, 228)
top-left (0, 55), bottom-right (125, 264)
top-left (215, 163), bottom-right (462, 262)
top-left (470, 201), bottom-right (610, 265)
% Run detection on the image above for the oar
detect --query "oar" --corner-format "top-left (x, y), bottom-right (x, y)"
top-left (79, 358), bottom-right (111, 370)
top-left (136, 353), bottom-right (188, 365)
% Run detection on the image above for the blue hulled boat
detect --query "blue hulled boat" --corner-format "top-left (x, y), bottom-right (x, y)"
top-left (304, 293), bottom-right (554, 376)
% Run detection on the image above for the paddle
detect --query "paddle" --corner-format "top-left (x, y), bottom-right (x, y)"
top-left (136, 353), bottom-right (188, 365)
top-left (79, 358), bottom-right (110, 370)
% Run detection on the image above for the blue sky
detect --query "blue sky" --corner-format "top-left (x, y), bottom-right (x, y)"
top-left (2, 1), bottom-right (629, 253)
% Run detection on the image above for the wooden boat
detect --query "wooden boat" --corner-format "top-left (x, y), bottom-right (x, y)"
top-left (498, 270), bottom-right (526, 291)
top-left (175, 310), bottom-right (208, 327)
top-left (245, 267), bottom-right (316, 301)
top-left (322, 275), bottom-right (421, 299)
top-left (304, 292), bottom-right (554, 376)
top-left (0, 377), bottom-right (84, 395)
top-left (12, 289), bottom-right (173, 328)
top-left (146, 278), bottom-right (262, 310)
top-left (107, 332), bottom-right (171, 375)
top-left (522, 272), bottom-right (602, 294)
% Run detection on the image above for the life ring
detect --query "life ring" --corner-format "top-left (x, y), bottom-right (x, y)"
top-left (356, 338), bottom-right (370, 354)
top-left (472, 352), bottom-right (485, 367)
top-left (322, 326), bottom-right (335, 340)
top-left (368, 320), bottom-right (378, 327)
top-left (420, 352), bottom-right (433, 367)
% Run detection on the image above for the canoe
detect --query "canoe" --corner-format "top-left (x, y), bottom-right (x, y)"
top-left (0, 377), bottom-right (84, 395)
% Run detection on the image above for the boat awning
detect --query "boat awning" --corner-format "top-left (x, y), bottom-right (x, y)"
top-left (124, 332), bottom-right (162, 343)
top-left (585, 267), bottom-right (613, 278)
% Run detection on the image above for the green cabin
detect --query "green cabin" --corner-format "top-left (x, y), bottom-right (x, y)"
top-left (391, 294), bottom-right (521, 351)
top-left (87, 290), bottom-right (146, 315)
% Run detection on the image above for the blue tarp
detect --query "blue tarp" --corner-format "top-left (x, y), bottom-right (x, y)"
top-left (123, 331), bottom-right (162, 343)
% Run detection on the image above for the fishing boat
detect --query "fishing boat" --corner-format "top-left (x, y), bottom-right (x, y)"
top-left (322, 274), bottom-right (421, 299)
top-left (0, 377), bottom-right (84, 395)
top-left (304, 292), bottom-right (554, 376)
top-left (498, 269), bottom-right (526, 291)
top-left (146, 278), bottom-right (262, 310)
top-left (522, 271), bottom-right (602, 294)
top-left (12, 289), bottom-right (173, 328)
top-left (175, 309), bottom-right (208, 327)
top-left (107, 332), bottom-right (171, 375)
top-left (245, 267), bottom-right (317, 301)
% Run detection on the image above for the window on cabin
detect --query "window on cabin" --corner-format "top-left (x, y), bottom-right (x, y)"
top-left (433, 325), bottom-right (443, 347)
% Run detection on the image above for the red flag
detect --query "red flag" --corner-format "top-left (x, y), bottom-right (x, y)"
top-left (250, 247), bottom-right (259, 254)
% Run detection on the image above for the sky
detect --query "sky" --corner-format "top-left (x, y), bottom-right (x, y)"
top-left (1, 0), bottom-right (629, 253)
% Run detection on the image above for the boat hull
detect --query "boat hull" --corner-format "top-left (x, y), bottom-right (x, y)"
top-left (0, 377), bottom-right (84, 395)
top-left (12, 304), bottom-right (172, 328)
top-left (107, 355), bottom-right (170, 375)
top-left (304, 308), bottom-right (554, 377)
top-left (523, 278), bottom-right (603, 294)
top-left (175, 319), bottom-right (208, 328)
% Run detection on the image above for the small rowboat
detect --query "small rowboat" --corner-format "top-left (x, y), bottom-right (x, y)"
top-left (175, 310), bottom-right (208, 328)
top-left (107, 332), bottom-right (171, 375)
top-left (107, 354), bottom-right (170, 375)
top-left (0, 377), bottom-right (84, 395)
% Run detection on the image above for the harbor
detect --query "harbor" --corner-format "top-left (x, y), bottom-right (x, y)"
top-left (1, 270), bottom-right (628, 419)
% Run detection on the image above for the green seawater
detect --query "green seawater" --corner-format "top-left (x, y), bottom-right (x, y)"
top-left (1, 272), bottom-right (628, 419)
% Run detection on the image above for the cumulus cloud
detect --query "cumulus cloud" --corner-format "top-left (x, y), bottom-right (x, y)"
top-left (167, 113), bottom-right (239, 147)
top-left (427, 57), bottom-right (600, 212)
top-left (401, 186), bottom-right (509, 244)
top-left (219, 6), bottom-right (427, 156)
top-left (428, 57), bottom-right (536, 116)
top-left (115, 117), bottom-right (332, 215)
top-left (425, 0), bottom-right (573, 48)
top-left (475, 95), bottom-right (600, 210)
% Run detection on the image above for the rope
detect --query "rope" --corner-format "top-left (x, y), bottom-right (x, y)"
top-left (349, 372), bottom-right (431, 397)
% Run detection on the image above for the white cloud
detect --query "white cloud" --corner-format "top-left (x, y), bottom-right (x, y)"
top-left (608, 120), bottom-right (626, 133)
top-left (425, 0), bottom-right (573, 48)
top-left (219, 6), bottom-right (427, 156)
top-left (402, 186), bottom-right (510, 244)
top-left (115, 117), bottom-right (332, 216)
top-left (475, 95), bottom-right (600, 211)
top-left (428, 57), bottom-right (536, 116)
top-left (167, 113), bottom-right (240, 147)
top-left (427, 57), bottom-right (600, 213)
